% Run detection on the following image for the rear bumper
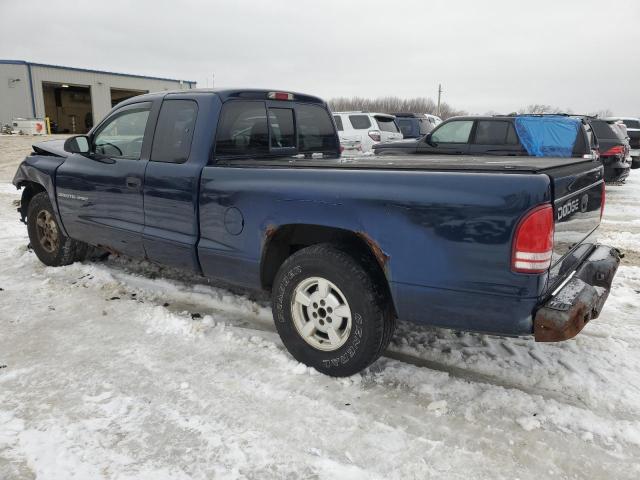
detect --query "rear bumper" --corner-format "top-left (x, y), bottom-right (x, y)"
top-left (603, 162), bottom-right (630, 182)
top-left (534, 245), bottom-right (621, 342)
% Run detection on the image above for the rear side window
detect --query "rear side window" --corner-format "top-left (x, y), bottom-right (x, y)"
top-left (268, 108), bottom-right (295, 148)
top-left (333, 115), bottom-right (344, 131)
top-left (349, 115), bottom-right (371, 130)
top-left (505, 124), bottom-right (519, 145)
top-left (474, 121), bottom-right (518, 145)
top-left (297, 104), bottom-right (338, 153)
top-left (375, 116), bottom-right (399, 133)
top-left (215, 101), bottom-right (268, 156)
top-left (151, 100), bottom-right (198, 163)
top-left (590, 120), bottom-right (620, 140)
top-left (431, 120), bottom-right (473, 143)
top-left (622, 119), bottom-right (640, 129)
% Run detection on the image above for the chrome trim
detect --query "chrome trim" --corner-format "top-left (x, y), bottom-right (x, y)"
top-left (554, 179), bottom-right (603, 204)
top-left (551, 270), bottom-right (576, 296)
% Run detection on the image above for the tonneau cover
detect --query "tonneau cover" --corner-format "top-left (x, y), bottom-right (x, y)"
top-left (222, 154), bottom-right (598, 173)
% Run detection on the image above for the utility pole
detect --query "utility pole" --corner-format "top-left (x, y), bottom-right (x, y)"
top-left (212, 73), bottom-right (215, 88)
top-left (436, 83), bottom-right (443, 117)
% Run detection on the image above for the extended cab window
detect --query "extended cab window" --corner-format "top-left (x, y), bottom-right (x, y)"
top-left (151, 100), bottom-right (198, 163)
top-left (430, 120), bottom-right (473, 143)
top-left (297, 104), bottom-right (338, 153)
top-left (474, 121), bottom-right (518, 145)
top-left (215, 101), bottom-right (268, 156)
top-left (93, 106), bottom-right (150, 159)
top-left (349, 115), bottom-right (371, 130)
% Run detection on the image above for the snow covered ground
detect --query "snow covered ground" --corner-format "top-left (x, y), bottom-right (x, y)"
top-left (1, 135), bottom-right (639, 479)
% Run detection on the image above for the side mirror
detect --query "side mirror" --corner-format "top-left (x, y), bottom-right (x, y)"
top-left (63, 135), bottom-right (90, 154)
top-left (424, 133), bottom-right (434, 146)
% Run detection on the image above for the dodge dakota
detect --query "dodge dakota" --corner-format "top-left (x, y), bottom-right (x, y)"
top-left (12, 89), bottom-right (620, 376)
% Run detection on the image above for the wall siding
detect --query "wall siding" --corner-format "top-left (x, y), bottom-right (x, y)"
top-left (0, 62), bottom-right (194, 127)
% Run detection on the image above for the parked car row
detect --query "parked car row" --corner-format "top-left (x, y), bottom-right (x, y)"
top-left (333, 112), bottom-right (404, 153)
top-left (605, 117), bottom-right (640, 169)
top-left (359, 111), bottom-right (637, 184)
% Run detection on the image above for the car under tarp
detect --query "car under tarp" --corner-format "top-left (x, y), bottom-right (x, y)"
top-left (514, 115), bottom-right (581, 157)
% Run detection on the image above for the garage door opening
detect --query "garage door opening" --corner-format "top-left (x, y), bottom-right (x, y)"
top-left (43, 82), bottom-right (93, 134)
top-left (111, 88), bottom-right (147, 108)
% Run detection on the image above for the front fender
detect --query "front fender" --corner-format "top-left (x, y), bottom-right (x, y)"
top-left (12, 155), bottom-right (68, 236)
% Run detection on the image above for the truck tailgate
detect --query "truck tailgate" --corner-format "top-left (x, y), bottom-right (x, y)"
top-left (546, 161), bottom-right (604, 292)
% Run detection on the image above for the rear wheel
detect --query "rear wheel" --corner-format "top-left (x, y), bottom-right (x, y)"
top-left (27, 192), bottom-right (87, 266)
top-left (271, 243), bottom-right (395, 376)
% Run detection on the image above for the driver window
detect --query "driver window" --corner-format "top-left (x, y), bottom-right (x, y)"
top-left (94, 107), bottom-right (150, 159)
top-left (430, 120), bottom-right (473, 144)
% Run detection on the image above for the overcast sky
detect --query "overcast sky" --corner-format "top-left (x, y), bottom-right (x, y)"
top-left (2, 0), bottom-right (639, 115)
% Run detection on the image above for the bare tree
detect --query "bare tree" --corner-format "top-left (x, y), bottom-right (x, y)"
top-left (587, 109), bottom-right (613, 118)
top-left (517, 104), bottom-right (572, 115)
top-left (328, 96), bottom-right (467, 120)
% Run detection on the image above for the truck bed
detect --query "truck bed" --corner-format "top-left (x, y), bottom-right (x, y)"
top-left (222, 154), bottom-right (596, 173)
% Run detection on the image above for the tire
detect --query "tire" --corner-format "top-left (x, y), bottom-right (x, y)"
top-left (26, 191), bottom-right (87, 266)
top-left (271, 243), bottom-right (395, 376)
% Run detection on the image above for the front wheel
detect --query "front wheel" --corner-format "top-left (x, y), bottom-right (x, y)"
top-left (26, 191), bottom-right (87, 266)
top-left (271, 244), bottom-right (395, 376)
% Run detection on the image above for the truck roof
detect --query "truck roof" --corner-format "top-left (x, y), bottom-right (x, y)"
top-left (117, 88), bottom-right (327, 107)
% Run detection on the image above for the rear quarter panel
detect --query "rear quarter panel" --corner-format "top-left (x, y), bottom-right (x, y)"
top-left (199, 166), bottom-right (552, 335)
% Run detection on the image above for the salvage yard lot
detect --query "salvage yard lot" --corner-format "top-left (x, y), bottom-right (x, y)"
top-left (1, 135), bottom-right (639, 479)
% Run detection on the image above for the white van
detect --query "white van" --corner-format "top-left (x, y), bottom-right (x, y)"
top-left (333, 112), bottom-right (403, 153)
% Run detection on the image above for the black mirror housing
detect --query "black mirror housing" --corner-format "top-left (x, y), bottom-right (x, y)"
top-left (424, 133), bottom-right (433, 146)
top-left (63, 135), bottom-right (90, 154)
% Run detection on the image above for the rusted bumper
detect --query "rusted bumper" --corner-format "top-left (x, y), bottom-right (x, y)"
top-left (534, 245), bottom-right (621, 342)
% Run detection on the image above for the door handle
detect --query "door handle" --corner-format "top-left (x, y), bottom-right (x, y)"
top-left (125, 177), bottom-right (142, 189)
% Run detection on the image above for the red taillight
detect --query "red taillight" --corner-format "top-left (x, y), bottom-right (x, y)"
top-left (600, 182), bottom-right (606, 220)
top-left (512, 204), bottom-right (554, 273)
top-left (267, 91), bottom-right (294, 101)
top-left (601, 145), bottom-right (624, 156)
top-left (368, 130), bottom-right (381, 142)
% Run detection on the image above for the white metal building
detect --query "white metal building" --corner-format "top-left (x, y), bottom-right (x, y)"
top-left (0, 60), bottom-right (196, 134)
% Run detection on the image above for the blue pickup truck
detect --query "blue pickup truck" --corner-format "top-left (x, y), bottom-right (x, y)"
top-left (12, 89), bottom-right (620, 376)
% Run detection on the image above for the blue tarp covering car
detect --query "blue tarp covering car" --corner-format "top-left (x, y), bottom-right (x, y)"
top-left (514, 115), bottom-right (581, 157)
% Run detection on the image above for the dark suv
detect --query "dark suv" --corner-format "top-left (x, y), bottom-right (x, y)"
top-left (373, 115), bottom-right (593, 157)
top-left (587, 118), bottom-right (631, 183)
